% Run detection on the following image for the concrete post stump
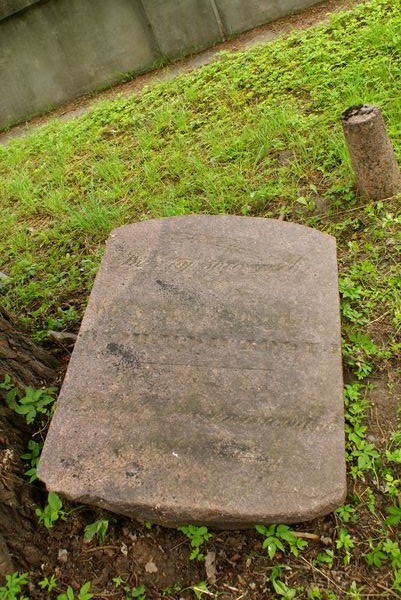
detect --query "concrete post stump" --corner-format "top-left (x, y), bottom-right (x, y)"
top-left (342, 105), bottom-right (401, 200)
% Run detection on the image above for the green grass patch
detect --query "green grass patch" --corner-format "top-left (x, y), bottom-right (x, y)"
top-left (1, 0), bottom-right (401, 338)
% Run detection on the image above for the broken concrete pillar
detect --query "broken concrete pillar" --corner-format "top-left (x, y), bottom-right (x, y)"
top-left (342, 105), bottom-right (401, 200)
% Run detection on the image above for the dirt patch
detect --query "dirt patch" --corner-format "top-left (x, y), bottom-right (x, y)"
top-left (367, 372), bottom-right (401, 449)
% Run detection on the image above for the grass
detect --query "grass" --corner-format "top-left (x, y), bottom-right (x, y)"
top-left (0, 0), bottom-right (400, 337)
top-left (1, 0), bottom-right (401, 597)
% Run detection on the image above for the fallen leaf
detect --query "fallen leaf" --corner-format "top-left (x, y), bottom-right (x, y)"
top-left (120, 542), bottom-right (128, 556)
top-left (145, 559), bottom-right (158, 573)
top-left (205, 551), bottom-right (217, 584)
top-left (321, 536), bottom-right (333, 546)
top-left (57, 549), bottom-right (68, 563)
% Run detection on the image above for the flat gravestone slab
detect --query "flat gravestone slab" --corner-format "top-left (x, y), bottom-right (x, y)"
top-left (38, 216), bottom-right (346, 528)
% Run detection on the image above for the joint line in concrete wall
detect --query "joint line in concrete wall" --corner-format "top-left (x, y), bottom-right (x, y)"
top-left (209, 0), bottom-right (226, 41)
top-left (138, 0), bottom-right (163, 58)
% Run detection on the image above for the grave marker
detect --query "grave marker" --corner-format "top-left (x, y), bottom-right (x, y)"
top-left (38, 216), bottom-right (346, 527)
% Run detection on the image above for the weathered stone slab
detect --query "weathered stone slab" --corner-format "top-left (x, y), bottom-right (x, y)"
top-left (38, 216), bottom-right (346, 528)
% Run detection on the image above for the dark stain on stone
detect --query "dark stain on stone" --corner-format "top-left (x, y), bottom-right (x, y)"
top-left (60, 457), bottom-right (81, 478)
top-left (125, 462), bottom-right (144, 482)
top-left (141, 394), bottom-right (164, 408)
top-left (217, 440), bottom-right (270, 464)
top-left (60, 457), bottom-right (79, 468)
top-left (106, 342), bottom-right (140, 369)
top-left (155, 279), bottom-right (196, 303)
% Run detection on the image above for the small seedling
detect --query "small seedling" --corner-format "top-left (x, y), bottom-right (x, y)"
top-left (315, 549), bottom-right (335, 569)
top-left (1, 376), bottom-right (57, 425)
top-left (385, 423), bottom-right (401, 465)
top-left (38, 575), bottom-right (58, 593)
top-left (296, 196), bottom-right (315, 211)
top-left (84, 518), bottom-right (109, 545)
top-left (364, 537), bottom-right (401, 591)
top-left (362, 487), bottom-right (376, 514)
top-left (190, 581), bottom-right (214, 599)
top-left (347, 581), bottom-right (362, 599)
top-left (307, 588), bottom-right (323, 600)
top-left (14, 385), bottom-right (57, 424)
top-left (255, 524), bottom-right (308, 559)
top-left (271, 577), bottom-right (297, 599)
top-left (112, 576), bottom-right (125, 588)
top-left (386, 448), bottom-right (401, 464)
top-left (162, 583), bottom-right (182, 596)
top-left (336, 504), bottom-right (359, 524)
top-left (57, 582), bottom-right (93, 600)
top-left (268, 566), bottom-right (299, 599)
top-left (0, 572), bottom-right (29, 600)
top-left (382, 539), bottom-right (401, 569)
top-left (179, 525), bottom-right (213, 561)
top-left (382, 472), bottom-right (401, 498)
top-left (113, 578), bottom-right (146, 599)
top-left (385, 502), bottom-right (401, 526)
top-left (350, 440), bottom-right (380, 479)
top-left (308, 588), bottom-right (337, 600)
top-left (343, 382), bottom-right (380, 480)
top-left (364, 540), bottom-right (387, 568)
top-left (21, 439), bottom-right (43, 482)
top-left (36, 491), bottom-right (66, 528)
top-left (126, 584), bottom-right (146, 599)
top-left (0, 375), bottom-right (18, 407)
top-left (335, 528), bottom-right (355, 566)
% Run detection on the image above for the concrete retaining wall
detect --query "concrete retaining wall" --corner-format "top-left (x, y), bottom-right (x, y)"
top-left (0, 0), bottom-right (320, 129)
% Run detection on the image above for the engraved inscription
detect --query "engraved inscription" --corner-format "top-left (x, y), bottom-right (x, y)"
top-left (126, 332), bottom-right (337, 355)
top-left (103, 334), bottom-right (338, 371)
top-left (180, 408), bottom-right (328, 431)
top-left (155, 279), bottom-right (197, 303)
top-left (173, 230), bottom-right (286, 263)
top-left (114, 245), bottom-right (148, 269)
top-left (147, 283), bottom-right (299, 332)
top-left (118, 250), bottom-right (301, 278)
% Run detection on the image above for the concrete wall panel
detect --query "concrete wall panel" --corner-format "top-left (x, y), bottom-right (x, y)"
top-left (0, 0), bottom-right (159, 127)
top-left (215, 0), bottom-right (321, 35)
top-left (0, 0), bottom-right (39, 20)
top-left (142, 0), bottom-right (223, 57)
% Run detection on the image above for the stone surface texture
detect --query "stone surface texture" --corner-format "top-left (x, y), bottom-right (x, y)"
top-left (38, 216), bottom-right (346, 528)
